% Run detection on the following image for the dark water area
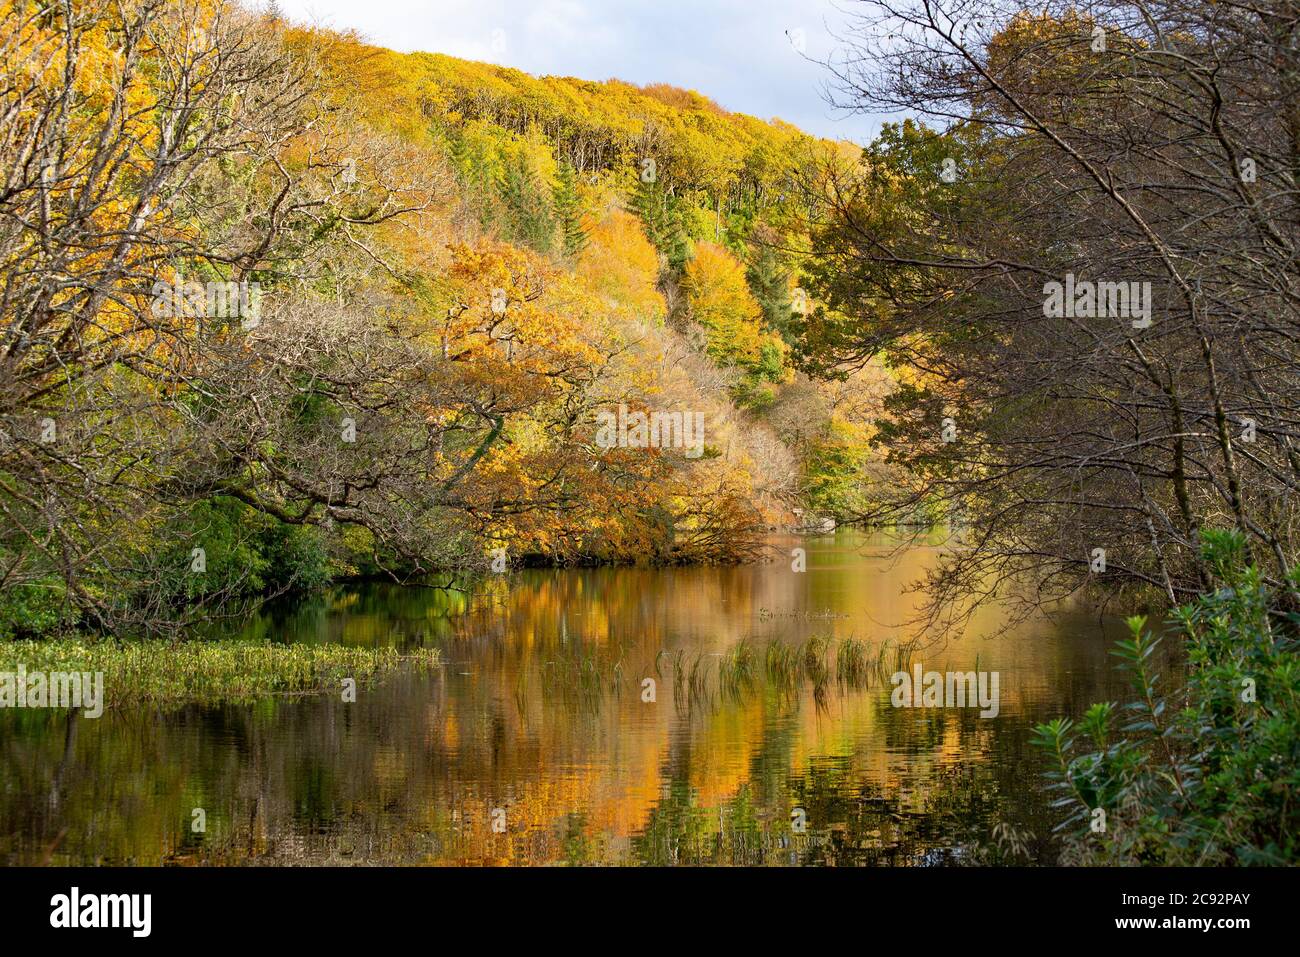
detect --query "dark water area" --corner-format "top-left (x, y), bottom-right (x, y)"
top-left (1, 530), bottom-right (1146, 865)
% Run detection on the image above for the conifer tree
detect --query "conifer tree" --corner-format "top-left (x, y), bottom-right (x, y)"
top-left (496, 146), bottom-right (555, 253)
top-left (552, 161), bottom-right (590, 261)
top-left (445, 128), bottom-right (496, 230)
top-left (745, 234), bottom-right (794, 343)
top-left (631, 176), bottom-right (691, 273)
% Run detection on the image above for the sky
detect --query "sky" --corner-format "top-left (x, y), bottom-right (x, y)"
top-left (273, 0), bottom-right (889, 144)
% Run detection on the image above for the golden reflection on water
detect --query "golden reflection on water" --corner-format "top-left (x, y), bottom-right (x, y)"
top-left (1, 531), bottom-right (1136, 865)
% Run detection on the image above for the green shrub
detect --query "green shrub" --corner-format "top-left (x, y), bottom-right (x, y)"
top-left (1034, 530), bottom-right (1300, 865)
top-left (257, 521), bottom-right (330, 594)
top-left (0, 579), bottom-right (75, 640)
top-left (137, 498), bottom-right (329, 615)
top-left (155, 497), bottom-right (271, 605)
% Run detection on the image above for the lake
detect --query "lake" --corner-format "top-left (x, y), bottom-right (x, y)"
top-left (0, 530), bottom-right (1140, 865)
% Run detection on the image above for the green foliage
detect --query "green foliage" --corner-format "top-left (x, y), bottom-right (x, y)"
top-left (745, 236), bottom-right (794, 343)
top-left (729, 380), bottom-right (776, 413)
top-left (1034, 530), bottom-right (1300, 865)
top-left (794, 119), bottom-right (990, 378)
top-left (631, 176), bottom-right (691, 273)
top-left (443, 122), bottom-right (502, 229)
top-left (755, 339), bottom-right (785, 382)
top-left (149, 499), bottom-right (330, 612)
top-left (552, 160), bottom-right (589, 260)
top-left (258, 522), bottom-right (331, 594)
top-left (0, 576), bottom-right (73, 640)
top-left (803, 425), bottom-right (873, 515)
top-left (496, 145), bottom-right (555, 253)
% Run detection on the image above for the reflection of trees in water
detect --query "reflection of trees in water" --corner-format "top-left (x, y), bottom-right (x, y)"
top-left (0, 674), bottom-right (1063, 865)
top-left (632, 704), bottom-right (1055, 865)
top-left (1, 535), bottom-right (1122, 865)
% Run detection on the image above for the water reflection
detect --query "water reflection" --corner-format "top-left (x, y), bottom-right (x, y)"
top-left (1, 531), bottom-right (1139, 865)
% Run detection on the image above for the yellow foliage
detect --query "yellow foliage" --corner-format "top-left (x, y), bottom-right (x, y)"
top-left (577, 210), bottom-right (665, 325)
top-left (682, 242), bottom-right (765, 367)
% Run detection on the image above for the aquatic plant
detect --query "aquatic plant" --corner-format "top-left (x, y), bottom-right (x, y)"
top-left (0, 638), bottom-right (440, 710)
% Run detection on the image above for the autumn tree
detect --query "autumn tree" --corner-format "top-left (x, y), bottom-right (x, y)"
top-left (804, 0), bottom-right (1300, 614)
top-left (683, 243), bottom-right (787, 383)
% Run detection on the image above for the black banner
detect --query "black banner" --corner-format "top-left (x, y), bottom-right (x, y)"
top-left (0, 866), bottom-right (1287, 944)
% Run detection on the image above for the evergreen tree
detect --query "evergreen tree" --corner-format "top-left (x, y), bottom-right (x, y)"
top-left (631, 176), bottom-right (691, 274)
top-left (444, 127), bottom-right (496, 230)
top-left (552, 161), bottom-right (590, 261)
top-left (745, 234), bottom-right (794, 344)
top-left (496, 146), bottom-right (554, 253)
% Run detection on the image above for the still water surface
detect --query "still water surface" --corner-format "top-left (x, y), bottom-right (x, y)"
top-left (1, 531), bottom-right (1135, 865)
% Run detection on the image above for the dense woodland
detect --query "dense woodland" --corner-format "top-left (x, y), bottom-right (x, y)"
top-left (813, 0), bottom-right (1299, 865)
top-left (0, 0), bottom-right (1297, 632)
top-left (0, 0), bottom-right (901, 638)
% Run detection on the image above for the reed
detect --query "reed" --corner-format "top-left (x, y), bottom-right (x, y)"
top-left (835, 637), bottom-right (869, 688)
